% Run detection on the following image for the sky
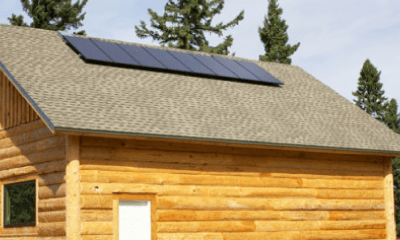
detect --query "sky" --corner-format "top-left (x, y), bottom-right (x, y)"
top-left (1, 0), bottom-right (399, 105)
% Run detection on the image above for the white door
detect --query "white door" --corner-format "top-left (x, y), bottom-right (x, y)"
top-left (119, 200), bottom-right (151, 240)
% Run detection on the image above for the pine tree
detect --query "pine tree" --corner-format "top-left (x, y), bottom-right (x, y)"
top-left (258, 0), bottom-right (300, 64)
top-left (393, 157), bottom-right (400, 237)
top-left (384, 99), bottom-right (400, 132)
top-left (8, 0), bottom-right (88, 35)
top-left (135, 0), bottom-right (244, 55)
top-left (384, 99), bottom-right (400, 238)
top-left (352, 59), bottom-right (388, 121)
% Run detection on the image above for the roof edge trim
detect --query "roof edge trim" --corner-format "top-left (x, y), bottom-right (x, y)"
top-left (0, 61), bottom-right (55, 132)
top-left (54, 127), bottom-right (400, 157)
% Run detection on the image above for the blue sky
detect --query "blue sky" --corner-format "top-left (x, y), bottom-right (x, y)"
top-left (1, 0), bottom-right (399, 106)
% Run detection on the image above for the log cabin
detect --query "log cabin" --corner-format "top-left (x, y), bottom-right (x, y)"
top-left (0, 23), bottom-right (399, 240)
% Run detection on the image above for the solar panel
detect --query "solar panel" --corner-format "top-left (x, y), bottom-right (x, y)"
top-left (212, 56), bottom-right (259, 81)
top-left (191, 54), bottom-right (237, 79)
top-left (64, 36), bottom-right (111, 63)
top-left (167, 51), bottom-right (214, 75)
top-left (119, 44), bottom-right (166, 69)
top-left (235, 60), bottom-right (283, 84)
top-left (62, 35), bottom-right (283, 85)
top-left (91, 39), bottom-right (140, 66)
top-left (144, 47), bottom-right (190, 72)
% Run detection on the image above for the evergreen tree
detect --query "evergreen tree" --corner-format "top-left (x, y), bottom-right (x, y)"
top-left (8, 0), bottom-right (88, 35)
top-left (393, 157), bottom-right (400, 237)
top-left (258, 0), bottom-right (300, 64)
top-left (352, 59), bottom-right (388, 121)
top-left (384, 99), bottom-right (400, 132)
top-left (135, 0), bottom-right (244, 55)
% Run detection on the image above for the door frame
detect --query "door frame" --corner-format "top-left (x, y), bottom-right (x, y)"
top-left (113, 193), bottom-right (157, 240)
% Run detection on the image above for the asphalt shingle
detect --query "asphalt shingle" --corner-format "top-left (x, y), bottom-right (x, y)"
top-left (1, 24), bottom-right (399, 153)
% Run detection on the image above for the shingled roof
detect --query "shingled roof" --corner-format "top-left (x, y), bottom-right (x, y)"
top-left (1, 24), bottom-right (400, 154)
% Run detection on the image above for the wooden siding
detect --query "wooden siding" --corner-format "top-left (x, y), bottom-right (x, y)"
top-left (79, 136), bottom-right (387, 240)
top-left (0, 120), bottom-right (66, 239)
top-left (0, 70), bottom-right (39, 130)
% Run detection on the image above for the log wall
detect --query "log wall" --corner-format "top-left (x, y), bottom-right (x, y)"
top-left (79, 136), bottom-right (388, 240)
top-left (0, 119), bottom-right (66, 239)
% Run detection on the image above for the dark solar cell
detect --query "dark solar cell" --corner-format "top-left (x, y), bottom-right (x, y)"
top-left (144, 47), bottom-right (190, 72)
top-left (235, 60), bottom-right (283, 84)
top-left (191, 54), bottom-right (237, 79)
top-left (212, 57), bottom-right (259, 81)
top-left (91, 39), bottom-right (140, 66)
top-left (168, 51), bottom-right (214, 75)
top-left (119, 44), bottom-right (166, 69)
top-left (64, 36), bottom-right (111, 62)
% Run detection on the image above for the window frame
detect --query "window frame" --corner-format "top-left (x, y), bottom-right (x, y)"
top-left (113, 193), bottom-right (157, 240)
top-left (3, 179), bottom-right (37, 228)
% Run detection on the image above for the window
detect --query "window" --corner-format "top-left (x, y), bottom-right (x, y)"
top-left (3, 180), bottom-right (36, 227)
top-left (113, 194), bottom-right (157, 240)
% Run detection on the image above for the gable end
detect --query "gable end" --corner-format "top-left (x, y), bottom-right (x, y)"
top-left (0, 69), bottom-right (40, 130)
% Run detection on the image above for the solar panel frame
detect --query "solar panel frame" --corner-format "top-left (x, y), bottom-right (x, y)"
top-left (191, 54), bottom-right (238, 79)
top-left (91, 39), bottom-right (141, 66)
top-left (144, 47), bottom-right (191, 73)
top-left (64, 36), bottom-right (112, 63)
top-left (235, 60), bottom-right (283, 84)
top-left (118, 44), bottom-right (167, 69)
top-left (167, 51), bottom-right (215, 76)
top-left (212, 56), bottom-right (259, 81)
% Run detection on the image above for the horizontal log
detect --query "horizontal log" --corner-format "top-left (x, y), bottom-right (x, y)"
top-left (39, 183), bottom-right (66, 199)
top-left (35, 238), bottom-right (66, 240)
top-left (80, 170), bottom-right (383, 189)
top-left (38, 171), bottom-right (66, 186)
top-left (158, 221), bottom-right (256, 233)
top-left (0, 142), bottom-right (66, 171)
top-left (80, 183), bottom-right (384, 199)
top-left (81, 209), bottom-right (113, 222)
top-left (35, 159), bottom-right (67, 175)
top-left (0, 238), bottom-right (66, 240)
top-left (38, 197), bottom-right (66, 211)
top-left (0, 238), bottom-right (67, 240)
top-left (81, 195), bottom-right (113, 209)
top-left (0, 172), bottom-right (38, 185)
top-left (80, 146), bottom-right (383, 173)
top-left (317, 189), bottom-right (384, 199)
top-left (80, 159), bottom-right (383, 181)
top-left (81, 236), bottom-right (113, 240)
top-left (158, 233), bottom-right (223, 240)
top-left (81, 194), bottom-right (384, 211)
top-left (81, 222), bottom-right (113, 235)
top-left (80, 136), bottom-right (383, 162)
top-left (1, 226), bottom-right (37, 235)
top-left (158, 220), bottom-right (385, 233)
top-left (156, 196), bottom-right (385, 211)
top-left (0, 135), bottom-right (65, 160)
top-left (157, 229), bottom-right (386, 240)
top-left (0, 126), bottom-right (53, 150)
top-left (38, 222), bottom-right (66, 236)
top-left (255, 220), bottom-right (385, 232)
top-left (157, 210), bottom-right (386, 222)
top-left (38, 210), bottom-right (66, 223)
top-left (0, 165), bottom-right (36, 180)
top-left (0, 119), bottom-right (45, 140)
top-left (0, 159), bottom-right (66, 180)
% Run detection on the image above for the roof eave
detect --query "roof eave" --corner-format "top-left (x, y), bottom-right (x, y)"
top-left (53, 126), bottom-right (400, 158)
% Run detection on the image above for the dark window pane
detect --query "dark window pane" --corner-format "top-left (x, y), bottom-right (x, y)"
top-left (4, 180), bottom-right (36, 227)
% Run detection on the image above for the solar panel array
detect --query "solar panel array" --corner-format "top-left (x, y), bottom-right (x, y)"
top-left (63, 35), bottom-right (283, 85)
